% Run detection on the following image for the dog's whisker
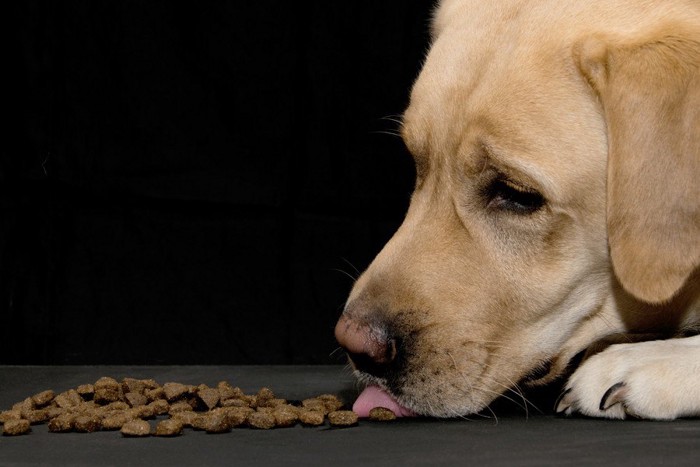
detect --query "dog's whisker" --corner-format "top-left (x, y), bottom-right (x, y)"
top-left (499, 375), bottom-right (542, 419)
top-left (369, 130), bottom-right (403, 138)
top-left (340, 257), bottom-right (362, 278)
top-left (328, 346), bottom-right (346, 360)
top-left (331, 268), bottom-right (358, 283)
top-left (379, 114), bottom-right (405, 127)
top-left (453, 353), bottom-right (533, 416)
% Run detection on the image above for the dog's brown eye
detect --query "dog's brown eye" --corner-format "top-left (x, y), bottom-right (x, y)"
top-left (485, 178), bottom-right (545, 214)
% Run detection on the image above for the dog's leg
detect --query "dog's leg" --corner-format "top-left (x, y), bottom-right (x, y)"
top-left (556, 334), bottom-right (700, 420)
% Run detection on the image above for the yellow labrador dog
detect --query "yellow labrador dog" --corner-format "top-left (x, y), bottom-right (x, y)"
top-left (335, 0), bottom-right (699, 420)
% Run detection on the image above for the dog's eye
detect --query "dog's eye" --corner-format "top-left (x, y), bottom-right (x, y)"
top-left (484, 178), bottom-right (545, 214)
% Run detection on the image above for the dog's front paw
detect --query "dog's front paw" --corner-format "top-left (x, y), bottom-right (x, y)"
top-left (555, 336), bottom-right (700, 420)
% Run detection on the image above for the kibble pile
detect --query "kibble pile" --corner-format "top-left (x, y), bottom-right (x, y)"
top-left (0, 376), bottom-right (365, 437)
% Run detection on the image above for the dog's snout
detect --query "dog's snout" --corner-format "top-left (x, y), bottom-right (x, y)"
top-left (335, 314), bottom-right (397, 376)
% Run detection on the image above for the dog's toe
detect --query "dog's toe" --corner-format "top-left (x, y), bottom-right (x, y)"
top-left (554, 388), bottom-right (573, 415)
top-left (599, 382), bottom-right (626, 411)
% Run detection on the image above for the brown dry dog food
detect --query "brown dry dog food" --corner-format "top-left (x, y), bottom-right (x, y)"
top-left (125, 392), bottom-right (148, 408)
top-left (317, 394), bottom-right (344, 412)
top-left (273, 406), bottom-right (299, 428)
top-left (31, 390), bottom-right (55, 407)
top-left (168, 401), bottom-right (193, 414)
top-left (47, 413), bottom-right (75, 432)
top-left (120, 419), bottom-right (151, 437)
top-left (73, 415), bottom-right (101, 433)
top-left (76, 384), bottom-right (94, 400)
top-left (204, 413), bottom-right (231, 434)
top-left (223, 407), bottom-right (253, 427)
top-left (328, 410), bottom-right (358, 427)
top-left (301, 398), bottom-right (328, 414)
top-left (170, 410), bottom-right (198, 427)
top-left (101, 413), bottom-right (133, 431)
top-left (298, 409), bottom-right (325, 426)
top-left (163, 382), bottom-right (189, 402)
top-left (196, 387), bottom-right (220, 411)
top-left (94, 377), bottom-right (121, 404)
top-left (247, 411), bottom-right (276, 430)
top-left (0, 410), bottom-right (21, 423)
top-left (369, 407), bottom-right (397, 421)
top-left (1, 377), bottom-right (354, 437)
top-left (3, 419), bottom-right (31, 436)
top-left (155, 419), bottom-right (183, 437)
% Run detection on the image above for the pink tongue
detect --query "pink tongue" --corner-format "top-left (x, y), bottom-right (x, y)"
top-left (352, 385), bottom-right (416, 418)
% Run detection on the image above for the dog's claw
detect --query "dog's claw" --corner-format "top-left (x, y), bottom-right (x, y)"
top-left (599, 382), bottom-right (627, 411)
top-left (554, 387), bottom-right (573, 415)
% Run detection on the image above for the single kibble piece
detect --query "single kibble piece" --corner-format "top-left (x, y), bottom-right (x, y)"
top-left (0, 410), bottom-right (22, 423)
top-left (204, 413), bottom-right (231, 434)
top-left (168, 401), bottom-right (193, 414)
top-left (54, 390), bottom-right (82, 409)
top-left (302, 398), bottom-right (327, 413)
top-left (76, 384), bottom-right (95, 400)
top-left (218, 406), bottom-right (253, 427)
top-left (247, 411), bottom-right (276, 430)
top-left (94, 377), bottom-right (121, 405)
top-left (170, 411), bottom-right (199, 427)
top-left (256, 387), bottom-right (275, 404)
top-left (47, 414), bottom-right (75, 433)
top-left (125, 392), bottom-right (148, 408)
top-left (73, 415), bottom-right (101, 433)
top-left (196, 388), bottom-right (220, 411)
top-left (13, 397), bottom-right (34, 413)
top-left (369, 407), bottom-right (397, 421)
top-left (220, 398), bottom-right (249, 408)
top-left (298, 409), bottom-right (325, 426)
top-left (241, 395), bottom-right (257, 407)
top-left (120, 419), bottom-right (150, 437)
top-left (155, 419), bottom-right (183, 437)
top-left (258, 397), bottom-right (287, 408)
top-left (71, 401), bottom-right (97, 414)
top-left (140, 379), bottom-right (160, 390)
top-left (24, 409), bottom-right (51, 424)
top-left (191, 414), bottom-right (210, 431)
top-left (148, 399), bottom-right (169, 416)
top-left (145, 387), bottom-right (165, 402)
top-left (217, 382), bottom-right (243, 401)
top-left (31, 390), bottom-right (55, 407)
top-left (273, 406), bottom-right (299, 428)
top-left (130, 405), bottom-right (156, 420)
top-left (317, 394), bottom-right (344, 412)
top-left (45, 407), bottom-right (64, 419)
top-left (101, 413), bottom-right (133, 430)
top-left (328, 410), bottom-right (358, 427)
top-left (163, 382), bottom-right (189, 402)
top-left (3, 419), bottom-right (31, 436)
top-left (122, 378), bottom-right (146, 395)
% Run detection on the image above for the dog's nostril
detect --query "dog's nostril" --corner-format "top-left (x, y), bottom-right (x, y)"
top-left (335, 314), bottom-right (397, 376)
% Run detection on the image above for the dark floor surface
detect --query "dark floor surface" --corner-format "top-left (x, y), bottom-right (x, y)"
top-left (1, 366), bottom-right (699, 466)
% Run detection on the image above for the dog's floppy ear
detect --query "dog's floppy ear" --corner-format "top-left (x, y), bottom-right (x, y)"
top-left (576, 28), bottom-right (700, 304)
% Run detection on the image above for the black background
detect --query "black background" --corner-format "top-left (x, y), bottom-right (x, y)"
top-left (3, 1), bottom-right (436, 364)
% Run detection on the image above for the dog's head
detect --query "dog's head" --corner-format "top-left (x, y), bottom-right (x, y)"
top-left (336, 0), bottom-right (700, 417)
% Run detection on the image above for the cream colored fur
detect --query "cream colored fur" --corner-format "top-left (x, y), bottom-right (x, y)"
top-left (343, 0), bottom-right (700, 419)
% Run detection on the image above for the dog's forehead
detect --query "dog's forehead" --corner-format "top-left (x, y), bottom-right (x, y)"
top-left (402, 0), bottom-right (614, 202)
top-left (404, 16), bottom-right (571, 170)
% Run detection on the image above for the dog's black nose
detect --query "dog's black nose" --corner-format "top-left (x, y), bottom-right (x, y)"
top-left (334, 314), bottom-right (397, 377)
